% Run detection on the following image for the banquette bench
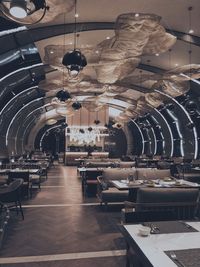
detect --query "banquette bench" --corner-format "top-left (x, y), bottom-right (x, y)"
top-left (122, 187), bottom-right (200, 222)
top-left (97, 168), bottom-right (171, 206)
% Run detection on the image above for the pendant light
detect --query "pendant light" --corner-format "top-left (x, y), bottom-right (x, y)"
top-left (62, 0), bottom-right (87, 77)
top-left (0, 0), bottom-right (49, 24)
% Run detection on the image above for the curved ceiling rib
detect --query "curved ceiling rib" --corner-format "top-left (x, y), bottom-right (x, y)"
top-left (29, 22), bottom-right (200, 47)
top-left (152, 108), bottom-right (174, 157)
top-left (6, 97), bottom-right (44, 149)
top-left (155, 90), bottom-right (198, 159)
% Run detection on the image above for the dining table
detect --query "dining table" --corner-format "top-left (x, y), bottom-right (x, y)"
top-left (121, 220), bottom-right (200, 267)
top-left (111, 178), bottom-right (200, 201)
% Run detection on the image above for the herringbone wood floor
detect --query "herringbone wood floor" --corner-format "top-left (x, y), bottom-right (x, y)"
top-left (0, 164), bottom-right (126, 266)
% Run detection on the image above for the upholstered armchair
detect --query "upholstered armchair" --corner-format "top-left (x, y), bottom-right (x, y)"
top-left (0, 179), bottom-right (24, 219)
top-left (8, 171), bottom-right (31, 198)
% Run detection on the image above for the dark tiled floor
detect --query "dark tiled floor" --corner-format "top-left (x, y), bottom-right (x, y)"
top-left (0, 164), bottom-right (126, 266)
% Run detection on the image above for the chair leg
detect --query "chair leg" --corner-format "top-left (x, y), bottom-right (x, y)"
top-left (15, 201), bottom-right (19, 215)
top-left (18, 201), bottom-right (24, 220)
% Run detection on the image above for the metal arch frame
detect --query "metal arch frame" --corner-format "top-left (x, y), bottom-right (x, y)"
top-left (165, 108), bottom-right (184, 157)
top-left (130, 119), bottom-right (145, 155)
top-left (0, 26), bottom-right (27, 38)
top-left (149, 114), bottom-right (165, 155)
top-left (15, 110), bottom-right (42, 154)
top-left (21, 116), bottom-right (38, 154)
top-left (7, 99), bottom-right (44, 137)
top-left (153, 108), bottom-right (174, 157)
top-left (0, 63), bottom-right (44, 82)
top-left (145, 118), bottom-right (157, 156)
top-left (0, 86), bottom-right (39, 117)
top-left (16, 104), bottom-right (52, 154)
top-left (16, 103), bottom-right (51, 130)
top-left (5, 96), bottom-right (47, 154)
top-left (6, 97), bottom-right (44, 146)
top-left (155, 90), bottom-right (198, 159)
top-left (39, 124), bottom-right (63, 151)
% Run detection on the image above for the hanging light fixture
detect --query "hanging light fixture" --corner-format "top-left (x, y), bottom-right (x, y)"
top-left (0, 0), bottom-right (49, 24)
top-left (62, 0), bottom-right (87, 77)
top-left (56, 90), bottom-right (71, 102)
top-left (72, 101), bottom-right (82, 110)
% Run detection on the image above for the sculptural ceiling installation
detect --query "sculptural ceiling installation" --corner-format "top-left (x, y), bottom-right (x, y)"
top-left (33, 0), bottom-right (200, 125)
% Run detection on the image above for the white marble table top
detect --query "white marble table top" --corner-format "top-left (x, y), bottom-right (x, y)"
top-left (112, 179), bottom-right (199, 190)
top-left (124, 222), bottom-right (200, 267)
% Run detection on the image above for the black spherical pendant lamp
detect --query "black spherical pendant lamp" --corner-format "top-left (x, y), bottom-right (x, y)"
top-left (62, 49), bottom-right (87, 77)
top-left (62, 0), bottom-right (87, 77)
top-left (72, 101), bottom-right (82, 110)
top-left (56, 90), bottom-right (71, 102)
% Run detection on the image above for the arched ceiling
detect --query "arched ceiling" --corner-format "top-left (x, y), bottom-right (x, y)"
top-left (0, 0), bottom-right (200, 155)
top-left (30, 0), bottom-right (200, 103)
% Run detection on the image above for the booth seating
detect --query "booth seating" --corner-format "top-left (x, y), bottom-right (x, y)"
top-left (83, 160), bottom-right (135, 169)
top-left (97, 168), bottom-right (134, 205)
top-left (85, 161), bottom-right (117, 168)
top-left (97, 168), bottom-right (171, 206)
top-left (82, 158), bottom-right (121, 167)
top-left (122, 187), bottom-right (199, 223)
top-left (119, 161), bottom-right (135, 168)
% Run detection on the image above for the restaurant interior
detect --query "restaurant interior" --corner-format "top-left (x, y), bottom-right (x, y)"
top-left (0, 0), bottom-right (200, 266)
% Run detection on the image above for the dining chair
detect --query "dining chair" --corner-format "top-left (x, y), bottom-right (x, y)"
top-left (8, 171), bottom-right (31, 198)
top-left (0, 179), bottom-right (24, 219)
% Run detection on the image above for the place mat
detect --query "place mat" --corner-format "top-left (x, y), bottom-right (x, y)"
top-left (143, 221), bottom-right (198, 234)
top-left (165, 248), bottom-right (200, 267)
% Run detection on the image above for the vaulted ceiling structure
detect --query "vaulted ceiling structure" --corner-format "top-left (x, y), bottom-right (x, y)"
top-left (0, 0), bottom-right (200, 158)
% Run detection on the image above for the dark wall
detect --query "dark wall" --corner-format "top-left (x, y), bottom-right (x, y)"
top-left (104, 128), bottom-right (127, 158)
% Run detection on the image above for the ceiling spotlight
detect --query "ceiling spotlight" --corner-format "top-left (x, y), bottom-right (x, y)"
top-left (56, 90), bottom-right (71, 102)
top-left (155, 53), bottom-right (160, 57)
top-left (189, 29), bottom-right (194, 34)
